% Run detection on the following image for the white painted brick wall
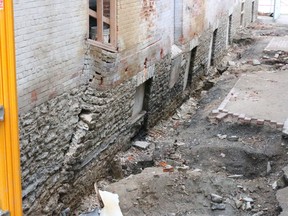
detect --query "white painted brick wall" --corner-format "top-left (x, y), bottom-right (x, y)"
top-left (14, 0), bottom-right (88, 113)
top-left (117, 0), bottom-right (174, 52)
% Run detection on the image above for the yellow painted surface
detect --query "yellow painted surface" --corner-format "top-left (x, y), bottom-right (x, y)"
top-left (0, 0), bottom-right (23, 215)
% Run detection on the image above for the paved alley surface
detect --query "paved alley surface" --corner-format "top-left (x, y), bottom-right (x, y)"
top-left (265, 36), bottom-right (288, 52)
top-left (78, 18), bottom-right (288, 216)
top-left (219, 70), bottom-right (288, 124)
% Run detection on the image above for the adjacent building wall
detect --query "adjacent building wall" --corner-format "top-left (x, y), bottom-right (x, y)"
top-left (258, 0), bottom-right (274, 14)
top-left (14, 0), bottom-right (258, 214)
top-left (280, 0), bottom-right (288, 14)
top-left (258, 0), bottom-right (288, 15)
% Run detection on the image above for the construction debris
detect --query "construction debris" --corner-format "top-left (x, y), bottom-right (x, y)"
top-left (133, 141), bottom-right (151, 149)
top-left (99, 190), bottom-right (123, 216)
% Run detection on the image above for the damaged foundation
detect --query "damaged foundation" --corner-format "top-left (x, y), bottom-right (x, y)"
top-left (12, 0), bottom-right (260, 215)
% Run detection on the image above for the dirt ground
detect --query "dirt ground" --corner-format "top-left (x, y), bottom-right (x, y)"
top-left (77, 18), bottom-right (288, 216)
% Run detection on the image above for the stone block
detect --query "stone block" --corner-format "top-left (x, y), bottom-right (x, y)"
top-left (282, 166), bottom-right (288, 182)
top-left (133, 141), bottom-right (150, 149)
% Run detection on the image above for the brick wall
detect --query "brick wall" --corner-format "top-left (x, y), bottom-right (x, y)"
top-left (117, 0), bottom-right (173, 52)
top-left (14, 0), bottom-right (88, 113)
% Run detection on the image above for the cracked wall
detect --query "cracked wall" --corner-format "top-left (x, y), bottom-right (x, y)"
top-left (15, 0), bottom-right (258, 214)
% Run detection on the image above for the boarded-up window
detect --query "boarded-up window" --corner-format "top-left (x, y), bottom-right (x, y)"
top-left (132, 83), bottom-right (146, 117)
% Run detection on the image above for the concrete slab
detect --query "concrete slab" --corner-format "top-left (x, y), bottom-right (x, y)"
top-left (265, 36), bottom-right (288, 52)
top-left (276, 187), bottom-right (288, 216)
top-left (217, 71), bottom-right (288, 127)
top-left (276, 15), bottom-right (288, 25)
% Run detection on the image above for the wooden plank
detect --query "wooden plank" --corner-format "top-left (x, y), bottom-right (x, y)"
top-left (97, 0), bottom-right (104, 42)
top-left (89, 9), bottom-right (110, 25)
top-left (110, 0), bottom-right (117, 47)
top-left (87, 39), bottom-right (117, 52)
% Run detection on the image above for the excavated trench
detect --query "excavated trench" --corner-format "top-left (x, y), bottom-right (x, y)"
top-left (90, 136), bottom-right (287, 216)
top-left (188, 146), bottom-right (274, 179)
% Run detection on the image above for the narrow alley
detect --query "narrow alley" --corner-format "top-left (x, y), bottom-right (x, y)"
top-left (77, 18), bottom-right (288, 216)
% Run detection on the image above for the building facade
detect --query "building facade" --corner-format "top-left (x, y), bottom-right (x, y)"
top-left (13, 0), bottom-right (258, 214)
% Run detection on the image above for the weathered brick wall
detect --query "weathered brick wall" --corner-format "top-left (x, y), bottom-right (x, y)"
top-left (117, 0), bottom-right (173, 52)
top-left (16, 0), bottom-right (258, 214)
top-left (14, 0), bottom-right (87, 113)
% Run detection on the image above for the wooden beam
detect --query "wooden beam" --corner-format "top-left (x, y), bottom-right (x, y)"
top-left (97, 0), bottom-right (104, 42)
top-left (87, 39), bottom-right (117, 52)
top-left (110, 0), bottom-right (117, 47)
top-left (89, 9), bottom-right (110, 25)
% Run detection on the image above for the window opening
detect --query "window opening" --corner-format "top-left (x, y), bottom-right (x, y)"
top-left (132, 83), bottom-right (146, 117)
top-left (89, 0), bottom-right (117, 49)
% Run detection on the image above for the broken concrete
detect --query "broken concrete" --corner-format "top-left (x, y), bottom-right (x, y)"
top-left (276, 187), bottom-right (288, 216)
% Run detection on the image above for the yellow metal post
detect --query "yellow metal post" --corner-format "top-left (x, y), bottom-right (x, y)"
top-left (0, 0), bottom-right (23, 215)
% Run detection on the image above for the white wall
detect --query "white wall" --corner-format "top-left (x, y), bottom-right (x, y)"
top-left (14, 0), bottom-right (87, 112)
top-left (258, 0), bottom-right (274, 13)
top-left (281, 0), bottom-right (288, 14)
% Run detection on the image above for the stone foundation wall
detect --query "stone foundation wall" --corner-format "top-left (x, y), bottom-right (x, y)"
top-left (20, 79), bottom-right (139, 214)
top-left (21, 54), bottom-right (184, 214)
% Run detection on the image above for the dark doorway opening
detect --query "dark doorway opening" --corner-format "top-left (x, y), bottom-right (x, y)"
top-left (210, 29), bottom-right (218, 66)
top-left (186, 46), bottom-right (198, 89)
top-left (251, 1), bottom-right (255, 22)
top-left (228, 15), bottom-right (232, 45)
